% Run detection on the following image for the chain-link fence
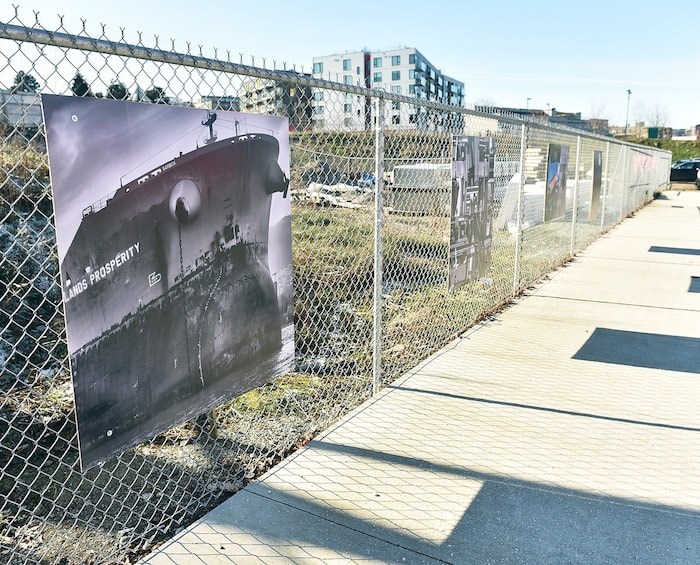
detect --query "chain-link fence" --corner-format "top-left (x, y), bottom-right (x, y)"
top-left (0, 9), bottom-right (671, 564)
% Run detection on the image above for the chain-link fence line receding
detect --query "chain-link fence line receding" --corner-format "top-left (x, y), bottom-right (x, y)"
top-left (0, 9), bottom-right (671, 564)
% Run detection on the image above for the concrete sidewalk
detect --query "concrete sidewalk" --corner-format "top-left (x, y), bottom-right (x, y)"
top-left (145, 191), bottom-right (700, 564)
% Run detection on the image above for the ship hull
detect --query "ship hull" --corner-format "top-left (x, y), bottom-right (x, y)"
top-left (73, 252), bottom-right (289, 466)
top-left (57, 130), bottom-right (292, 468)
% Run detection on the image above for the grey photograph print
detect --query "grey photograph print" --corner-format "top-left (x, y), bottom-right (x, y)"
top-left (43, 95), bottom-right (294, 469)
top-left (449, 135), bottom-right (495, 291)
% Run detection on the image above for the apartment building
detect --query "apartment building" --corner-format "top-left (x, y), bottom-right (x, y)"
top-left (198, 95), bottom-right (240, 112)
top-left (311, 48), bottom-right (465, 131)
top-left (239, 72), bottom-right (313, 131)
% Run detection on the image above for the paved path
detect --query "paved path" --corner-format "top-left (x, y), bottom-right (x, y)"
top-left (145, 191), bottom-right (700, 564)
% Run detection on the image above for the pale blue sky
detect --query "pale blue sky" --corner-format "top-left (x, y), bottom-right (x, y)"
top-left (3, 1), bottom-right (697, 128)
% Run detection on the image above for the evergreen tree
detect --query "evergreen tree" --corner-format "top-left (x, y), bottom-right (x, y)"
top-left (107, 81), bottom-right (129, 100)
top-left (70, 73), bottom-right (93, 97)
top-left (145, 86), bottom-right (170, 105)
top-left (11, 71), bottom-right (40, 93)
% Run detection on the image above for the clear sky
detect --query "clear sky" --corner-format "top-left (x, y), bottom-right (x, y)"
top-left (2, 1), bottom-right (697, 128)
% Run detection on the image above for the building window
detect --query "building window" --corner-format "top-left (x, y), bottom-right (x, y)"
top-left (409, 69), bottom-right (415, 79)
top-left (373, 72), bottom-right (382, 83)
top-left (392, 115), bottom-right (400, 125)
top-left (409, 85), bottom-right (416, 94)
top-left (343, 75), bottom-right (353, 85)
top-left (314, 105), bottom-right (324, 114)
top-left (391, 85), bottom-right (401, 94)
top-left (344, 103), bottom-right (352, 113)
top-left (343, 58), bottom-right (351, 70)
top-left (392, 55), bottom-right (401, 66)
top-left (344, 117), bottom-right (354, 127)
top-left (392, 101), bottom-right (400, 110)
top-left (392, 70), bottom-right (400, 81)
top-left (409, 54), bottom-right (416, 64)
top-left (373, 57), bottom-right (382, 68)
top-left (313, 62), bottom-right (323, 74)
top-left (314, 91), bottom-right (324, 101)
top-left (357, 66), bottom-right (361, 75)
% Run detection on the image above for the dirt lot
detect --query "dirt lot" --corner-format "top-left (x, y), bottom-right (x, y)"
top-left (670, 181), bottom-right (698, 191)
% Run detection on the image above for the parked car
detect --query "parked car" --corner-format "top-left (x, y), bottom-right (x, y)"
top-left (669, 159), bottom-right (700, 182)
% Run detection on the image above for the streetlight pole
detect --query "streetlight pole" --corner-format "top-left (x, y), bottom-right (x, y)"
top-left (526, 97), bottom-right (531, 110)
top-left (624, 89), bottom-right (631, 136)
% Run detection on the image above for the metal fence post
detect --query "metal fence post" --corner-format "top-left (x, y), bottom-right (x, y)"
top-left (372, 96), bottom-right (385, 396)
top-left (600, 141), bottom-right (610, 231)
top-left (570, 135), bottom-right (582, 256)
top-left (512, 124), bottom-right (527, 296)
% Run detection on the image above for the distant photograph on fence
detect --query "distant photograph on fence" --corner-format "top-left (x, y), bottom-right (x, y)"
top-left (544, 143), bottom-right (569, 222)
top-left (42, 95), bottom-right (294, 469)
top-left (589, 149), bottom-right (603, 221)
top-left (631, 149), bottom-right (654, 188)
top-left (449, 135), bottom-right (495, 291)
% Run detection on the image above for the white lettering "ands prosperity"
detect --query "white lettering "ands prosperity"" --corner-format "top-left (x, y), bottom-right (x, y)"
top-left (65, 242), bottom-right (140, 302)
top-left (88, 242), bottom-right (140, 285)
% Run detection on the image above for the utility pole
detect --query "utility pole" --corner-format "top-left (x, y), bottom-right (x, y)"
top-left (526, 97), bottom-right (531, 110)
top-left (624, 89), bottom-right (631, 136)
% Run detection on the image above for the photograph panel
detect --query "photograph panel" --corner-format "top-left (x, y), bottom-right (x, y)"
top-left (42, 95), bottom-right (294, 469)
top-left (544, 143), bottom-right (569, 222)
top-left (449, 135), bottom-right (496, 291)
top-left (589, 149), bottom-right (603, 221)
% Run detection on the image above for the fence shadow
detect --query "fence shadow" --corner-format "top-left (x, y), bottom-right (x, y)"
top-left (147, 441), bottom-right (700, 564)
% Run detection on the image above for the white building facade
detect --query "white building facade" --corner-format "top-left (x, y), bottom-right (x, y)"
top-left (0, 89), bottom-right (42, 128)
top-left (311, 48), bottom-right (465, 131)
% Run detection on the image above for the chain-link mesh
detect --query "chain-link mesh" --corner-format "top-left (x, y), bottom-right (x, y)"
top-left (0, 9), bottom-right (672, 564)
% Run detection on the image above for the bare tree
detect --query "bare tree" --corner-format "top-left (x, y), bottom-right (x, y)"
top-left (645, 103), bottom-right (670, 128)
top-left (585, 102), bottom-right (610, 135)
top-left (588, 101), bottom-right (607, 120)
top-left (473, 97), bottom-right (496, 107)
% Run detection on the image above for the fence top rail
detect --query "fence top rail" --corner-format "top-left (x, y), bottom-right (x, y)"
top-left (0, 20), bottom-right (672, 155)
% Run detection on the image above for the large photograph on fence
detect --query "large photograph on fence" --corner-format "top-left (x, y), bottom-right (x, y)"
top-left (589, 149), bottom-right (603, 221)
top-left (449, 135), bottom-right (495, 291)
top-left (42, 95), bottom-right (294, 469)
top-left (544, 143), bottom-right (569, 221)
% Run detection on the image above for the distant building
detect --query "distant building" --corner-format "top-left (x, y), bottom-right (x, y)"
top-left (311, 48), bottom-right (465, 131)
top-left (670, 128), bottom-right (696, 141)
top-left (473, 106), bottom-right (549, 123)
top-left (586, 118), bottom-right (610, 136)
top-left (609, 122), bottom-right (678, 139)
top-left (198, 95), bottom-right (240, 112)
top-left (475, 105), bottom-right (609, 136)
top-left (239, 73), bottom-right (312, 131)
top-left (647, 126), bottom-right (672, 139)
top-left (0, 89), bottom-right (42, 128)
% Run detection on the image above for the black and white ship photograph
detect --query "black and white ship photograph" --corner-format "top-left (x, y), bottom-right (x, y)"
top-left (42, 95), bottom-right (294, 469)
top-left (449, 135), bottom-right (496, 291)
